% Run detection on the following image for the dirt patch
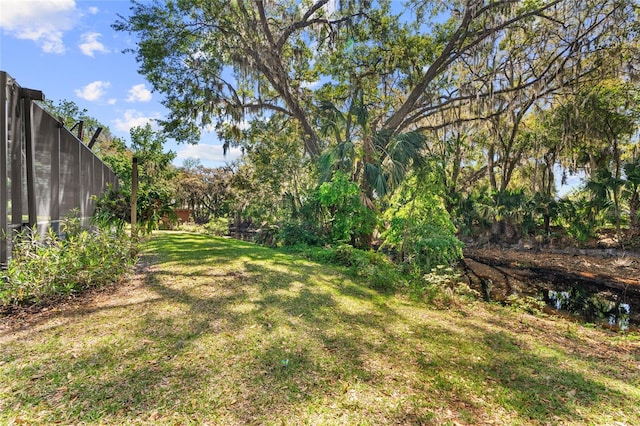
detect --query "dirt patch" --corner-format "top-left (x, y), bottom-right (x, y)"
top-left (0, 261), bottom-right (151, 335)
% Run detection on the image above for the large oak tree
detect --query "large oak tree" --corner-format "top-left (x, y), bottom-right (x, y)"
top-left (114, 0), bottom-right (633, 155)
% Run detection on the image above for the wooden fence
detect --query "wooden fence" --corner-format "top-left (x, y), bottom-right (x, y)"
top-left (1, 71), bottom-right (119, 267)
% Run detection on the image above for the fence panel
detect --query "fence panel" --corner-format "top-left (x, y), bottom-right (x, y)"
top-left (1, 71), bottom-right (119, 267)
top-left (32, 103), bottom-right (59, 234)
top-left (60, 129), bottom-right (81, 217)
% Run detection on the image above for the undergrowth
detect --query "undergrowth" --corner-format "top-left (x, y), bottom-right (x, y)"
top-left (283, 243), bottom-right (405, 291)
top-left (0, 216), bottom-right (136, 306)
top-left (282, 243), bottom-right (469, 301)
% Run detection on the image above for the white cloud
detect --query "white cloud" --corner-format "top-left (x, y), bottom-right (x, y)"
top-left (126, 84), bottom-right (152, 102)
top-left (107, 98), bottom-right (117, 105)
top-left (300, 80), bottom-right (320, 89)
top-left (74, 80), bottom-right (111, 101)
top-left (175, 144), bottom-right (243, 164)
top-left (87, 6), bottom-right (99, 14)
top-left (79, 32), bottom-right (109, 57)
top-left (0, 0), bottom-right (77, 54)
top-left (113, 110), bottom-right (160, 133)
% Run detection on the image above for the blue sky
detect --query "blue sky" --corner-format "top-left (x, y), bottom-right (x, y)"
top-left (0, 0), bottom-right (242, 168)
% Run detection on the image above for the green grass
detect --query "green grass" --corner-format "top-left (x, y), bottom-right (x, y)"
top-left (1, 231), bottom-right (639, 425)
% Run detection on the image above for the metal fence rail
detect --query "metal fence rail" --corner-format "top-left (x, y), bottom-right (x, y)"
top-left (1, 71), bottom-right (119, 267)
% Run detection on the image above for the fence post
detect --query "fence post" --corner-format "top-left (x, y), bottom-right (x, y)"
top-left (131, 156), bottom-right (138, 237)
top-left (24, 94), bottom-right (37, 228)
top-left (0, 72), bottom-right (8, 267)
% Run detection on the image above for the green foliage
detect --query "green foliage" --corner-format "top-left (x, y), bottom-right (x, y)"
top-left (452, 189), bottom-right (495, 234)
top-left (318, 171), bottom-right (377, 245)
top-left (270, 186), bottom-right (328, 247)
top-left (455, 187), bottom-right (554, 240)
top-left (505, 294), bottom-right (546, 315)
top-left (203, 217), bottom-right (230, 236)
top-left (493, 189), bottom-right (533, 224)
top-left (114, 0), bottom-right (637, 248)
top-left (96, 124), bottom-right (178, 234)
top-left (622, 156), bottom-right (640, 236)
top-left (276, 221), bottom-right (326, 247)
top-left (94, 186), bottom-right (176, 234)
top-left (420, 265), bottom-right (479, 308)
top-left (174, 164), bottom-right (236, 219)
top-left (554, 197), bottom-right (598, 242)
top-left (285, 243), bottom-right (403, 291)
top-left (0, 217), bottom-right (135, 306)
top-left (92, 185), bottom-right (129, 229)
top-left (382, 177), bottom-right (463, 273)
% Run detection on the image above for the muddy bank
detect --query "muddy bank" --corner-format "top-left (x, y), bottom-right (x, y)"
top-left (462, 247), bottom-right (640, 328)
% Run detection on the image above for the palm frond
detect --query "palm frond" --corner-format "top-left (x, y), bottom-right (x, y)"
top-left (365, 162), bottom-right (387, 197)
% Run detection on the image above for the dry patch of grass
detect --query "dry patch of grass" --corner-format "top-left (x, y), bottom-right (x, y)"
top-left (1, 231), bottom-right (639, 425)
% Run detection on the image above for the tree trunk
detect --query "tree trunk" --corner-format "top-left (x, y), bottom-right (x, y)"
top-left (612, 137), bottom-right (622, 247)
top-left (487, 145), bottom-right (497, 191)
top-left (357, 136), bottom-right (375, 249)
top-left (629, 192), bottom-right (640, 237)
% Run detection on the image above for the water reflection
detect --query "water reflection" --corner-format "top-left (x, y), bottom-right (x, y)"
top-left (548, 290), bottom-right (570, 310)
top-left (548, 289), bottom-right (631, 330)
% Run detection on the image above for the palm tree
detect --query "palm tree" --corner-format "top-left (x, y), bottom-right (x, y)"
top-left (317, 93), bottom-right (425, 247)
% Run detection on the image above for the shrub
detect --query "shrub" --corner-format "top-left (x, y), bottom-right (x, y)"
top-left (93, 186), bottom-right (176, 234)
top-left (505, 294), bottom-right (546, 315)
top-left (318, 171), bottom-right (377, 245)
top-left (420, 265), bottom-right (479, 308)
top-left (285, 243), bottom-right (404, 291)
top-left (0, 218), bottom-right (136, 306)
top-left (276, 221), bottom-right (326, 246)
top-left (382, 178), bottom-right (463, 274)
top-left (203, 217), bottom-right (230, 236)
top-left (555, 197), bottom-right (597, 242)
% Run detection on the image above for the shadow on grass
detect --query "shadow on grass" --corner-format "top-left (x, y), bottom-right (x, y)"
top-left (2, 231), bottom-right (638, 424)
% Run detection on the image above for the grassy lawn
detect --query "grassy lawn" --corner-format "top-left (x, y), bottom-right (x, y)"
top-left (1, 231), bottom-right (639, 425)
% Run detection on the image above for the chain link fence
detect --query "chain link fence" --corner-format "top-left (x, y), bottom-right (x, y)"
top-left (1, 71), bottom-right (119, 267)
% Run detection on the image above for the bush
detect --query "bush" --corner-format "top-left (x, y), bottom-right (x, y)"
top-left (276, 221), bottom-right (326, 246)
top-left (419, 265), bottom-right (480, 308)
top-left (382, 179), bottom-right (463, 274)
top-left (93, 186), bottom-right (176, 234)
top-left (285, 243), bottom-right (404, 291)
top-left (555, 197), bottom-right (597, 242)
top-left (318, 171), bottom-right (377, 246)
top-left (0, 218), bottom-right (136, 306)
top-left (203, 217), bottom-right (230, 236)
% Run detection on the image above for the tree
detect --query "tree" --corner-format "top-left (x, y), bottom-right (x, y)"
top-left (115, 0), bottom-right (633, 153)
top-left (95, 123), bottom-right (177, 233)
top-left (128, 123), bottom-right (176, 187)
top-left (174, 164), bottom-right (236, 222)
top-left (381, 174), bottom-right (462, 272)
top-left (114, 0), bottom-right (359, 155)
top-left (114, 0), bottom-right (636, 249)
top-left (39, 98), bottom-right (125, 160)
top-left (554, 80), bottom-right (640, 243)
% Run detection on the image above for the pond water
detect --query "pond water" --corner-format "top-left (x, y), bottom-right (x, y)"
top-left (463, 256), bottom-right (638, 332)
top-left (547, 289), bottom-right (631, 330)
